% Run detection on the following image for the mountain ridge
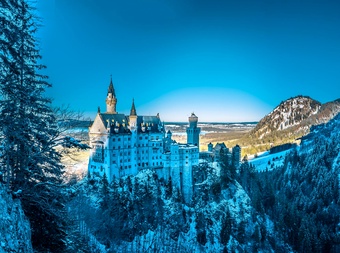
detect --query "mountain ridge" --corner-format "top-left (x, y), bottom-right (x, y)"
top-left (235, 95), bottom-right (340, 155)
top-left (254, 96), bottom-right (339, 135)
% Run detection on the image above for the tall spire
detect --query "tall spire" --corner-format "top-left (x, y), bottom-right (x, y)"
top-left (106, 75), bottom-right (117, 114)
top-left (108, 75), bottom-right (116, 96)
top-left (130, 98), bottom-right (137, 116)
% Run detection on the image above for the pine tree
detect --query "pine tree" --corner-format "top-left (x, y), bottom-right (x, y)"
top-left (220, 208), bottom-right (232, 245)
top-left (0, 0), bottom-right (68, 251)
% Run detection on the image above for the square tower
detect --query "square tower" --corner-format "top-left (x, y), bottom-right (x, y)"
top-left (186, 113), bottom-right (201, 150)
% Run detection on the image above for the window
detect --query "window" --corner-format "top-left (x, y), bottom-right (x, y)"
top-left (92, 144), bottom-right (104, 163)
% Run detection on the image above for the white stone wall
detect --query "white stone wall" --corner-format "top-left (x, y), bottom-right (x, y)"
top-left (169, 144), bottom-right (180, 190)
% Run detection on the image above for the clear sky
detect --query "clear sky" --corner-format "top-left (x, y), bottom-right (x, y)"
top-left (36, 0), bottom-right (340, 122)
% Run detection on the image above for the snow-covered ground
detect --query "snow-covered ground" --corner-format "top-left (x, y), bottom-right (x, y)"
top-left (249, 149), bottom-right (292, 172)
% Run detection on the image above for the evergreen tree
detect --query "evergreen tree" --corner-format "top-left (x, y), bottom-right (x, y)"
top-left (0, 0), bottom-right (68, 251)
top-left (220, 208), bottom-right (232, 245)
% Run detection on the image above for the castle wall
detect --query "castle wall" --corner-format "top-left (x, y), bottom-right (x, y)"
top-left (178, 145), bottom-right (199, 203)
top-left (169, 144), bottom-right (180, 190)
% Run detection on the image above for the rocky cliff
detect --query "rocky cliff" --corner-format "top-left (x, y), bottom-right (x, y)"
top-left (0, 185), bottom-right (32, 253)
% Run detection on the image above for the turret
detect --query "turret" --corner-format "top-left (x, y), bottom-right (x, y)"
top-left (208, 142), bottom-right (213, 152)
top-left (167, 130), bottom-right (172, 139)
top-left (186, 112), bottom-right (201, 150)
top-left (232, 145), bottom-right (241, 169)
top-left (188, 112), bottom-right (198, 128)
top-left (106, 76), bottom-right (117, 114)
top-left (129, 99), bottom-right (137, 128)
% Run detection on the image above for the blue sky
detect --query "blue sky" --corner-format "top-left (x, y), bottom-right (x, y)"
top-left (36, 0), bottom-right (340, 122)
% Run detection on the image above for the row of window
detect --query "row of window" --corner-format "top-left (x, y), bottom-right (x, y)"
top-left (112, 137), bottom-right (131, 142)
top-left (110, 143), bottom-right (162, 149)
top-left (137, 162), bottom-right (162, 167)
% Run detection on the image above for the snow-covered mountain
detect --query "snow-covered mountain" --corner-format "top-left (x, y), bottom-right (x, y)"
top-left (248, 95), bottom-right (340, 140)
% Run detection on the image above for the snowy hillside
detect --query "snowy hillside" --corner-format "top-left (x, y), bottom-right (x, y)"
top-left (243, 113), bottom-right (340, 252)
top-left (68, 165), bottom-right (290, 252)
top-left (238, 96), bottom-right (340, 155)
top-left (249, 149), bottom-right (291, 172)
top-left (0, 185), bottom-right (33, 253)
top-left (250, 96), bottom-right (340, 139)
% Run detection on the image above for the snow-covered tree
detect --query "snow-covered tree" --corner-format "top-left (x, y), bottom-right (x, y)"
top-left (0, 0), bottom-right (69, 251)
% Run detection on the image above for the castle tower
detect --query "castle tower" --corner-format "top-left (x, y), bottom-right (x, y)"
top-left (232, 144), bottom-right (241, 169)
top-left (129, 99), bottom-right (137, 128)
top-left (186, 113), bottom-right (201, 150)
top-left (208, 142), bottom-right (213, 152)
top-left (106, 77), bottom-right (117, 114)
top-left (166, 129), bottom-right (172, 139)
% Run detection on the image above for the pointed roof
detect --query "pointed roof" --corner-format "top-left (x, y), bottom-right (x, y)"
top-left (108, 76), bottom-right (116, 96)
top-left (130, 99), bottom-right (137, 116)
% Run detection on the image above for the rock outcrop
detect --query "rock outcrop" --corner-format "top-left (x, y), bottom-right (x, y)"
top-left (0, 185), bottom-right (32, 253)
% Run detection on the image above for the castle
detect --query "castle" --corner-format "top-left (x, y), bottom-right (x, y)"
top-left (88, 78), bottom-right (201, 203)
top-left (206, 142), bottom-right (241, 169)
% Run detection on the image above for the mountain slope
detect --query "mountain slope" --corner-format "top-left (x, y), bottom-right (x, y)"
top-left (237, 95), bottom-right (340, 155)
top-left (248, 112), bottom-right (340, 252)
top-left (68, 165), bottom-right (290, 252)
top-left (253, 96), bottom-right (321, 138)
top-left (0, 185), bottom-right (33, 253)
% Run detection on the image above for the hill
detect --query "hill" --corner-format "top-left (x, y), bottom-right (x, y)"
top-left (234, 95), bottom-right (340, 155)
top-left (243, 112), bottom-right (340, 252)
